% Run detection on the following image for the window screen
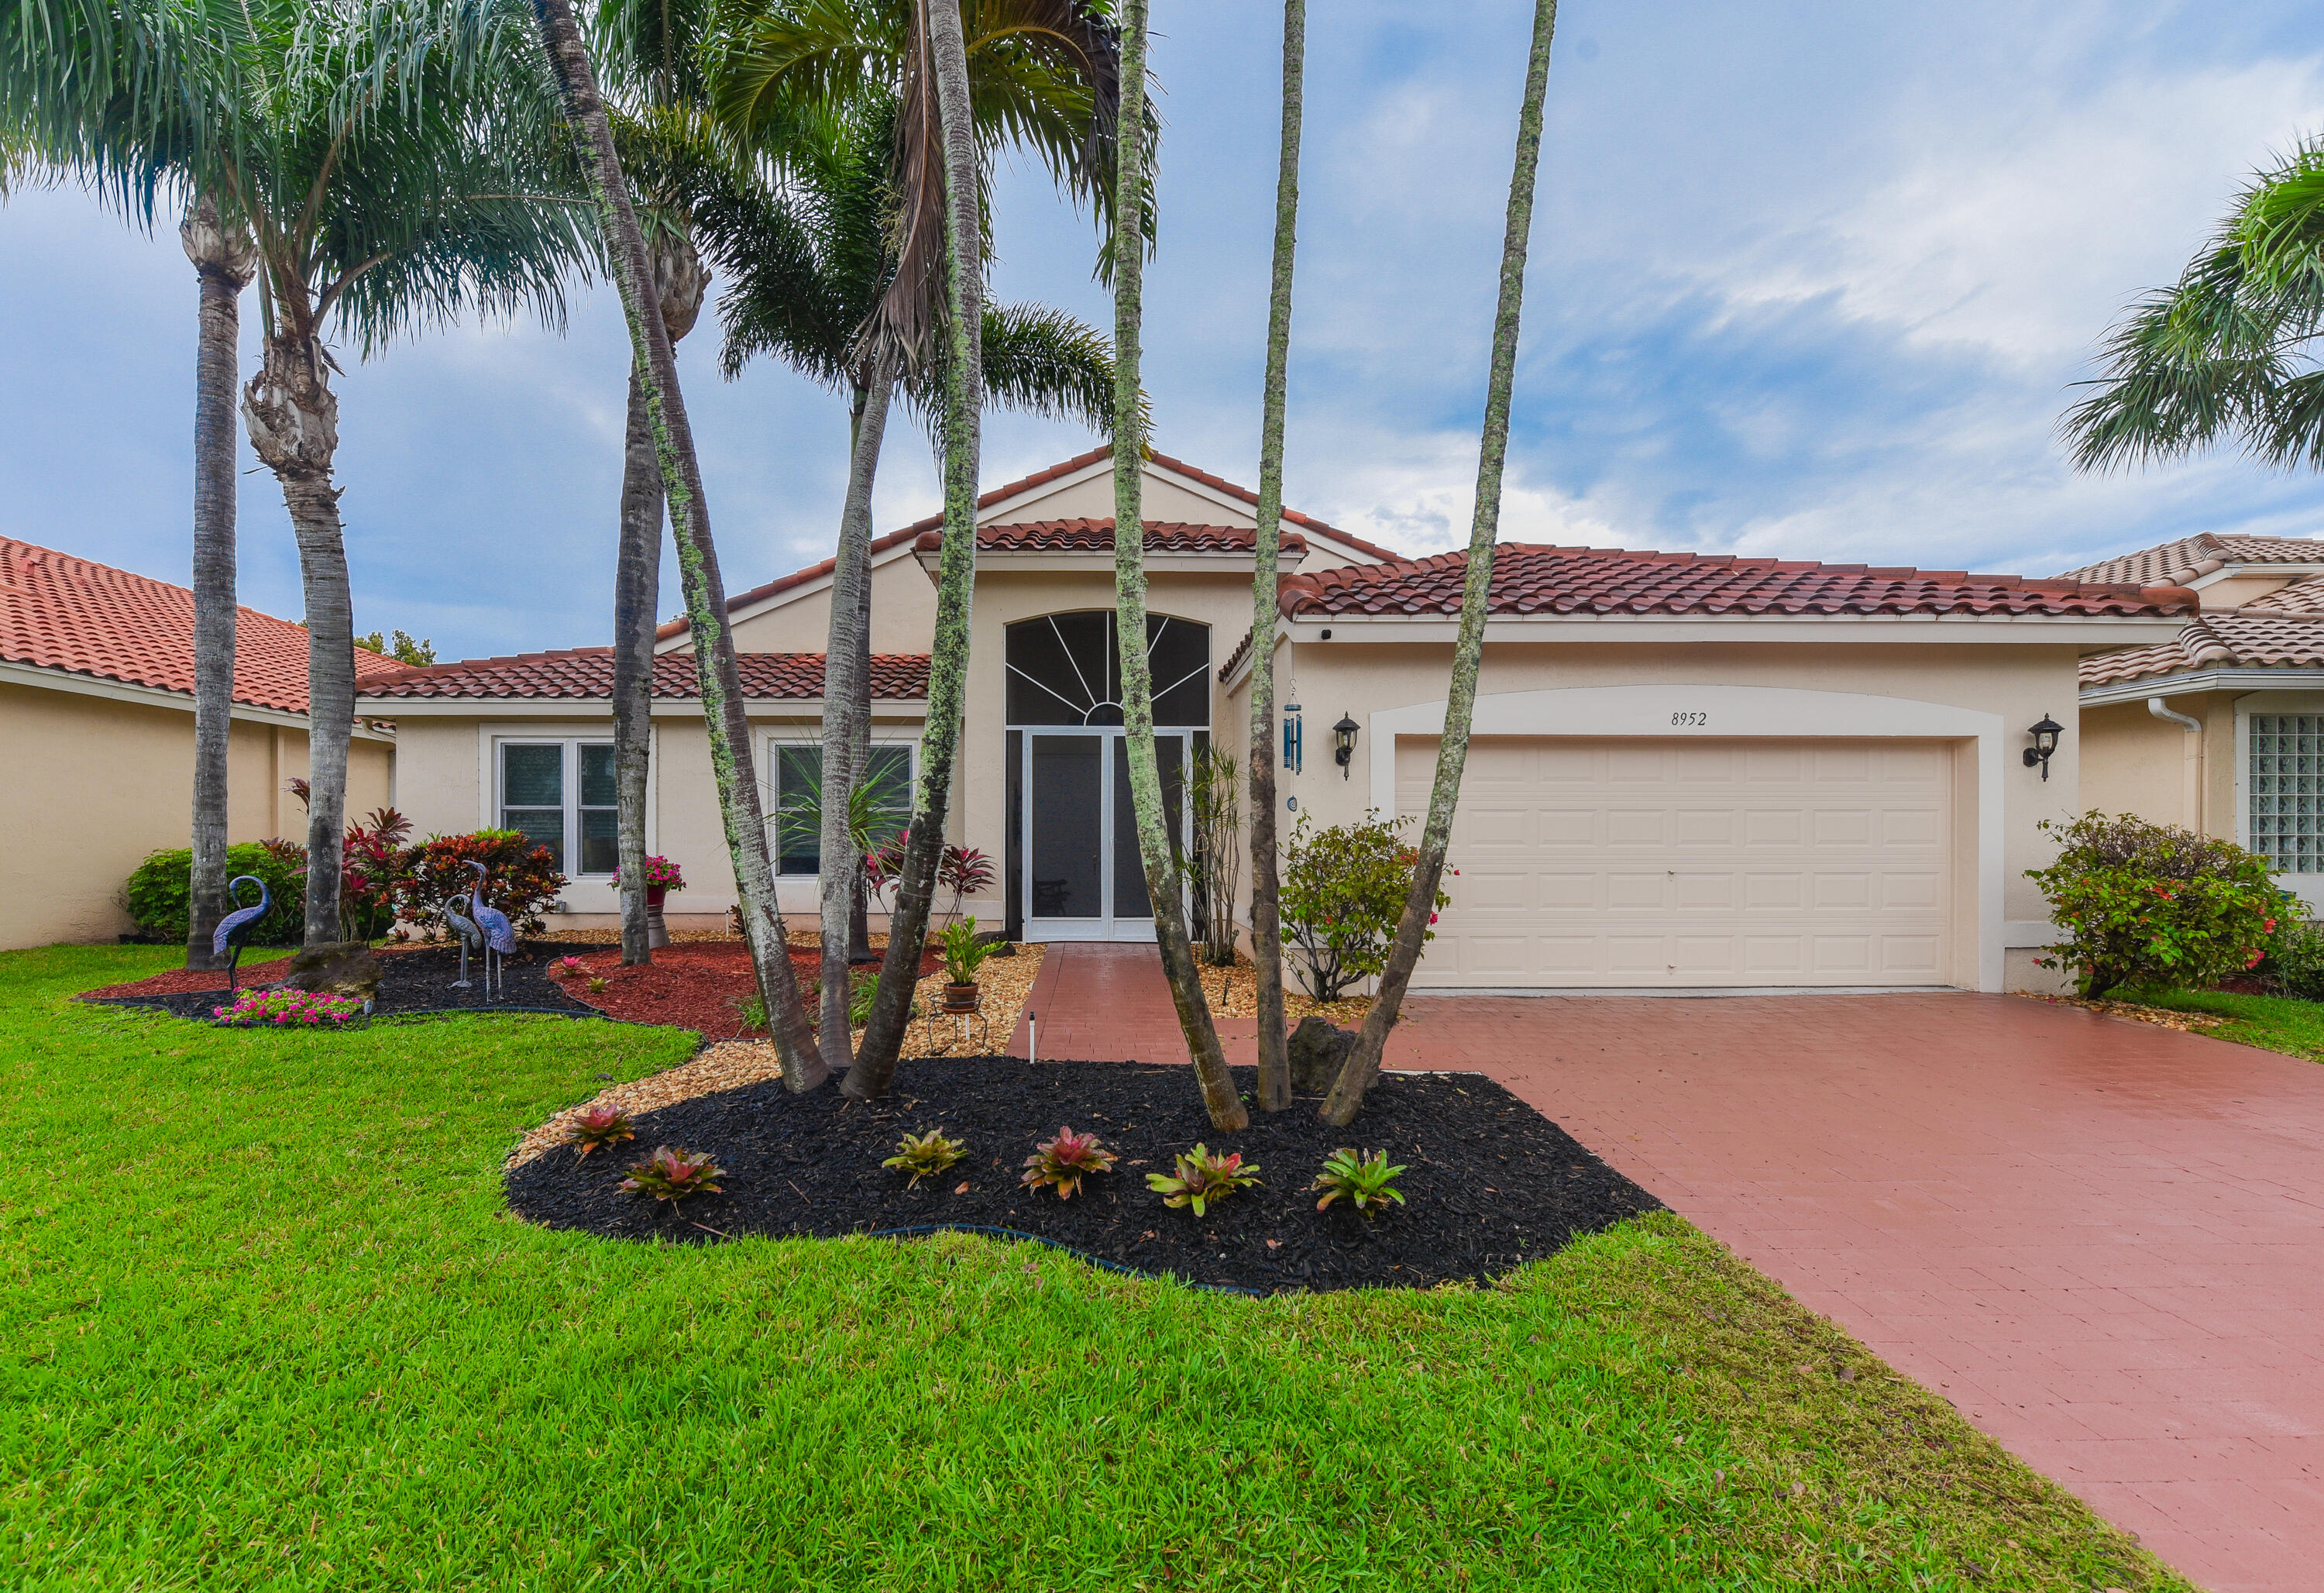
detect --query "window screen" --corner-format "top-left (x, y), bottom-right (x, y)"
top-left (578, 745), bottom-right (619, 875)
top-left (501, 744), bottom-right (565, 869)
top-left (2250, 714), bottom-right (2324, 872)
top-left (1006, 611), bottom-right (1209, 726)
top-left (772, 744), bottom-right (914, 876)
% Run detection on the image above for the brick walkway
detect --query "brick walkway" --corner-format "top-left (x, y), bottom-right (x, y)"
top-left (1009, 943), bottom-right (2324, 1593)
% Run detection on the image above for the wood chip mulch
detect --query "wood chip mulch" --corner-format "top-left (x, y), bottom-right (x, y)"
top-left (1185, 951), bottom-right (1376, 1027)
top-left (544, 941), bottom-right (940, 1042)
top-left (509, 944), bottom-right (1047, 1169)
top-left (2015, 992), bottom-right (2232, 1034)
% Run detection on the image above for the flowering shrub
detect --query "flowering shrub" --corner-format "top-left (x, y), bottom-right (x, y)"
top-left (1281, 812), bottom-right (1452, 1001)
top-left (1020, 1126), bottom-right (1117, 1199)
top-left (611, 855), bottom-right (687, 893)
top-left (1147, 1144), bottom-right (1262, 1216)
top-left (2029, 812), bottom-right (2290, 998)
top-left (2260, 916), bottom-right (2324, 999)
top-left (212, 988), bottom-right (364, 1027)
top-left (397, 831), bottom-right (566, 940)
top-left (619, 1145), bottom-right (725, 1206)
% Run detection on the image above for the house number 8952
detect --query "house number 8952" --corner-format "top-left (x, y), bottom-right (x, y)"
top-left (1670, 711), bottom-right (1708, 727)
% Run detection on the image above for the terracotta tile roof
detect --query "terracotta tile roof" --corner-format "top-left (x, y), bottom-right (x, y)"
top-left (1277, 544), bottom-right (2193, 619)
top-left (0, 535), bottom-right (400, 715)
top-left (356, 646), bottom-right (930, 701)
top-left (2080, 615), bottom-right (2324, 688)
top-left (909, 518), bottom-right (1310, 556)
top-left (2237, 574), bottom-right (2324, 614)
top-left (1218, 627), bottom-right (1257, 683)
top-left (2059, 532), bottom-right (2324, 586)
top-left (657, 446), bottom-right (1394, 640)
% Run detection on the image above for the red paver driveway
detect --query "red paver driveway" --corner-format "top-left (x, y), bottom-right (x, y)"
top-left (1011, 945), bottom-right (2324, 1593)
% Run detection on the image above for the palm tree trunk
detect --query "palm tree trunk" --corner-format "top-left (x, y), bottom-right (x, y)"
top-left (182, 196), bottom-right (253, 970)
top-left (818, 359), bottom-right (895, 1070)
top-left (1246, 0), bottom-right (1305, 1110)
top-left (242, 331), bottom-right (352, 948)
top-left (1322, 0), bottom-right (1559, 1128)
top-left (846, 0), bottom-right (984, 1099)
top-left (1109, 0), bottom-right (1245, 1133)
top-left (612, 362), bottom-right (661, 966)
top-left (531, 0), bottom-right (827, 1091)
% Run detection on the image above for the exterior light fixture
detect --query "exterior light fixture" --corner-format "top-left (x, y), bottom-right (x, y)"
top-left (1283, 703), bottom-right (1303, 775)
top-left (1334, 712), bottom-right (1360, 778)
top-left (2023, 714), bottom-right (2063, 781)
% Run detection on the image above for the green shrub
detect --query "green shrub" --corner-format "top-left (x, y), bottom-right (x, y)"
top-left (124, 841), bottom-right (305, 946)
top-left (1281, 811), bottom-right (1451, 1001)
top-left (2259, 915), bottom-right (2324, 999)
top-left (2028, 811), bottom-right (2289, 998)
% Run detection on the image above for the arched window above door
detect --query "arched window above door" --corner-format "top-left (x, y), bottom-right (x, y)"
top-left (1006, 611), bottom-right (1210, 727)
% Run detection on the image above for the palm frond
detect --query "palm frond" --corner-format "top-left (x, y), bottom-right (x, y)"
top-left (899, 298), bottom-right (1124, 432)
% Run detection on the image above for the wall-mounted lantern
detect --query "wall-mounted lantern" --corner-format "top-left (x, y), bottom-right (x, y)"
top-left (1334, 713), bottom-right (1360, 779)
top-left (1283, 703), bottom-right (1303, 775)
top-left (2023, 714), bottom-right (2063, 781)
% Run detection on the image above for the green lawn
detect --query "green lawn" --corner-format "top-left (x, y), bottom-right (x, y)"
top-left (2, 946), bottom-right (2183, 1591)
top-left (2127, 985), bottom-right (2324, 1062)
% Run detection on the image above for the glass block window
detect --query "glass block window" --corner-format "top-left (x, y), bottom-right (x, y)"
top-left (497, 740), bottom-right (618, 875)
top-left (2249, 714), bottom-right (2324, 872)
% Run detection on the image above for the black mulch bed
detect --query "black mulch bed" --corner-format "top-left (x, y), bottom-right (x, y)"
top-left (84, 941), bottom-right (603, 1022)
top-left (506, 1058), bottom-right (1662, 1294)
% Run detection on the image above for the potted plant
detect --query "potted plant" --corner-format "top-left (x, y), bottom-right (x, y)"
top-left (938, 917), bottom-right (991, 1012)
top-left (614, 856), bottom-right (686, 948)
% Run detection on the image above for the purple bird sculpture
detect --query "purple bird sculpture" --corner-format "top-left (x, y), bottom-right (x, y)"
top-left (466, 860), bottom-right (516, 1001)
top-left (211, 875), bottom-right (271, 994)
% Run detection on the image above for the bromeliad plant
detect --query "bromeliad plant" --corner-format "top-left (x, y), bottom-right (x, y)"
top-left (211, 988), bottom-right (363, 1027)
top-left (1020, 1126), bottom-right (1117, 1199)
top-left (1312, 1147), bottom-right (1408, 1216)
top-left (569, 1105), bottom-right (635, 1158)
top-left (1147, 1144), bottom-right (1262, 1216)
top-left (883, 1129), bottom-right (968, 1187)
top-left (619, 1146), bottom-right (725, 1206)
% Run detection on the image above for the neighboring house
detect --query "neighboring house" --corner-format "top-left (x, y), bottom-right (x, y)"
top-left (1, 536), bottom-right (400, 950)
top-left (2071, 532), bottom-right (2324, 910)
top-left (363, 447), bottom-right (2190, 993)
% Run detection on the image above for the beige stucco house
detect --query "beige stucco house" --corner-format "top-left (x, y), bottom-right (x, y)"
top-left (2071, 533), bottom-right (2324, 910)
top-left (1, 537), bottom-right (397, 950)
top-left (362, 448), bottom-right (2194, 994)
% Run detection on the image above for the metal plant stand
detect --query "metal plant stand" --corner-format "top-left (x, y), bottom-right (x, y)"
top-left (916, 992), bottom-right (990, 1055)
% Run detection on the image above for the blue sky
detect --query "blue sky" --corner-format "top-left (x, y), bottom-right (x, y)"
top-left (5, 1), bottom-right (2323, 662)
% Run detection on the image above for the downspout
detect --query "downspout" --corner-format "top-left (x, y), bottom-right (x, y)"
top-left (2147, 697), bottom-right (2204, 833)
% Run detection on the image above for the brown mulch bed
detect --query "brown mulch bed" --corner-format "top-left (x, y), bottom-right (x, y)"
top-left (2016, 992), bottom-right (2232, 1034)
top-left (79, 955), bottom-right (302, 999)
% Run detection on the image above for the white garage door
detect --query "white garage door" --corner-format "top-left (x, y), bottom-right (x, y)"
top-left (1396, 736), bottom-right (1955, 989)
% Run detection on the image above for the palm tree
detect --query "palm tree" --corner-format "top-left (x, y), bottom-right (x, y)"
top-left (842, 0), bottom-right (987, 1100)
top-left (193, 0), bottom-right (595, 945)
top-left (710, 0), bottom-right (1131, 1086)
top-left (1246, 0), bottom-right (1303, 1111)
top-left (2064, 136), bottom-right (2324, 473)
top-left (182, 193), bottom-right (256, 970)
top-left (531, 0), bottom-right (830, 1090)
top-left (1322, 0), bottom-right (1560, 1128)
top-left (1103, 0), bottom-right (1241, 1131)
top-left (0, 0), bottom-right (256, 969)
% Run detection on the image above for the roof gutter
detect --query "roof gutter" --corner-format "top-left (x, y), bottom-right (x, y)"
top-left (2081, 668), bottom-right (2324, 706)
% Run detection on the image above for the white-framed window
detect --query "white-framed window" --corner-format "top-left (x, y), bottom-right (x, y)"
top-left (768, 740), bottom-right (915, 876)
top-left (497, 739), bottom-right (618, 875)
top-left (2249, 714), bottom-right (2324, 874)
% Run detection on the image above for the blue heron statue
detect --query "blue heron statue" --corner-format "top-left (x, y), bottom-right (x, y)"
top-left (466, 860), bottom-right (517, 1001)
top-left (443, 896), bottom-right (483, 991)
top-left (211, 874), bottom-right (271, 994)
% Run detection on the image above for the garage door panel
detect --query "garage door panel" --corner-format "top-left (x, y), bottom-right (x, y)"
top-left (1404, 735), bottom-right (1954, 989)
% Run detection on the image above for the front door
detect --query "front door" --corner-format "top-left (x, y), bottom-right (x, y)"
top-left (1023, 730), bottom-right (1187, 941)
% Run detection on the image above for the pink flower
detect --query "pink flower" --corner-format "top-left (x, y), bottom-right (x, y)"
top-left (1428, 912), bottom-right (1439, 924)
